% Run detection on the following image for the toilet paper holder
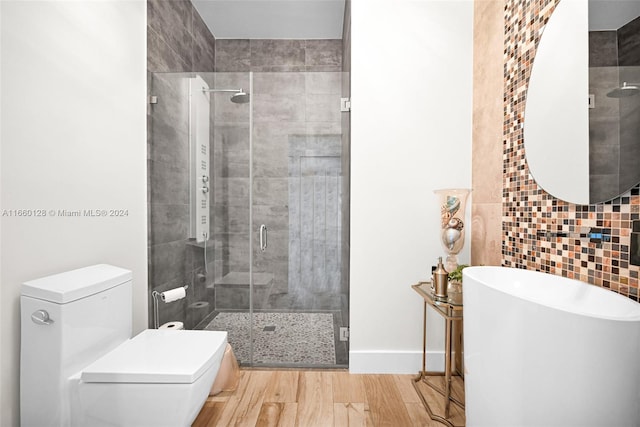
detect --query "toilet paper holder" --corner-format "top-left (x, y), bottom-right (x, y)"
top-left (151, 285), bottom-right (188, 329)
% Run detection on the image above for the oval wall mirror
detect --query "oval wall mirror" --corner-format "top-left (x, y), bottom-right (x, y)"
top-left (525, 0), bottom-right (640, 205)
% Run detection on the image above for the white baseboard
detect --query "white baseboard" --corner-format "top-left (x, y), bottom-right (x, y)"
top-left (348, 350), bottom-right (444, 374)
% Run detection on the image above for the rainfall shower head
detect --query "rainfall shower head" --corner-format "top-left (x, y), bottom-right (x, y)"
top-left (606, 82), bottom-right (640, 98)
top-left (202, 87), bottom-right (250, 104)
top-left (230, 90), bottom-right (250, 104)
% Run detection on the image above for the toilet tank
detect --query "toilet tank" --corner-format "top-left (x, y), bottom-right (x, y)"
top-left (20, 264), bottom-right (132, 427)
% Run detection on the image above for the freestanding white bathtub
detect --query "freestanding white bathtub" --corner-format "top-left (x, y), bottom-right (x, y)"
top-left (463, 266), bottom-right (640, 427)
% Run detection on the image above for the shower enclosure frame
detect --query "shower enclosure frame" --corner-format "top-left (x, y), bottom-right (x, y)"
top-left (149, 70), bottom-right (349, 369)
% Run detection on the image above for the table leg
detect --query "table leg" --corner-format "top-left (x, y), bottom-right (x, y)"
top-left (444, 317), bottom-right (452, 418)
top-left (422, 300), bottom-right (427, 376)
top-left (414, 300), bottom-right (427, 381)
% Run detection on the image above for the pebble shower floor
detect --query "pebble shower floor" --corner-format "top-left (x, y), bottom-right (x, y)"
top-left (204, 312), bottom-right (336, 365)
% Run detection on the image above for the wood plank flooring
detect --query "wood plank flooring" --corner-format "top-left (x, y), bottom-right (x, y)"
top-left (413, 376), bottom-right (466, 427)
top-left (193, 370), bottom-right (457, 426)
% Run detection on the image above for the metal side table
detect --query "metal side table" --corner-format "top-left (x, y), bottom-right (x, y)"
top-left (412, 281), bottom-right (464, 426)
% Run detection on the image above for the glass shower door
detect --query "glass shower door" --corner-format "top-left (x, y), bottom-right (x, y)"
top-left (250, 71), bottom-right (347, 367)
top-left (201, 70), bottom-right (349, 368)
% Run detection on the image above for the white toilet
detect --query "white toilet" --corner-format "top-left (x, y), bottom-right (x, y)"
top-left (20, 264), bottom-right (227, 427)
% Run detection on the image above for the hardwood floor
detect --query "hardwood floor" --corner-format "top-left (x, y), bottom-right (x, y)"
top-left (193, 370), bottom-right (455, 426)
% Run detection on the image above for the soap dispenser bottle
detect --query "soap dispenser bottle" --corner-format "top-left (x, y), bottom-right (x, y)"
top-left (433, 257), bottom-right (448, 298)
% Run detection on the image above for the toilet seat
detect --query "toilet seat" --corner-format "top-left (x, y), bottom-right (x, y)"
top-left (81, 329), bottom-right (227, 384)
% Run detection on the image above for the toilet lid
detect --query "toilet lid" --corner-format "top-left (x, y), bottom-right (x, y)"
top-left (81, 329), bottom-right (227, 384)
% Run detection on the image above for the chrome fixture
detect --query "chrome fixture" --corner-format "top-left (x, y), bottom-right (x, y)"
top-left (151, 285), bottom-right (189, 328)
top-left (31, 310), bottom-right (54, 326)
top-left (202, 87), bottom-right (250, 103)
top-left (259, 224), bottom-right (268, 252)
top-left (606, 82), bottom-right (640, 98)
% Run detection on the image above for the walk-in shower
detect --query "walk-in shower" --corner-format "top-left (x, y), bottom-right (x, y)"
top-left (149, 71), bottom-right (350, 368)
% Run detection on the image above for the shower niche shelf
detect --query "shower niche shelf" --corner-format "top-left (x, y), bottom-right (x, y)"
top-left (213, 272), bottom-right (274, 310)
top-left (186, 239), bottom-right (214, 249)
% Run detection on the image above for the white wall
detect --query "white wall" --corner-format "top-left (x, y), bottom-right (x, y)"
top-left (350, 0), bottom-right (473, 373)
top-left (0, 1), bottom-right (3, 419)
top-left (0, 1), bottom-right (147, 425)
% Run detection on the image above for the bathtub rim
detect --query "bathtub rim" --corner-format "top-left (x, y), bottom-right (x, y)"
top-left (462, 266), bottom-right (640, 322)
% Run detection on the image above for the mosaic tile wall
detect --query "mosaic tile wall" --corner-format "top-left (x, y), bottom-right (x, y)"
top-left (502, 0), bottom-right (640, 301)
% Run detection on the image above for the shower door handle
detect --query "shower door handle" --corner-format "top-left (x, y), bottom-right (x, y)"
top-left (259, 224), bottom-right (268, 252)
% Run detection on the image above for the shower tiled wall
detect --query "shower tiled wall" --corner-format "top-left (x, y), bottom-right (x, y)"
top-left (147, 0), bottom-right (217, 328)
top-left (617, 18), bottom-right (640, 196)
top-left (215, 39), bottom-right (342, 73)
top-left (212, 40), bottom-right (345, 311)
top-left (147, 0), bottom-right (215, 72)
top-left (477, 0), bottom-right (640, 301)
top-left (589, 17), bottom-right (640, 202)
top-left (589, 31), bottom-right (621, 202)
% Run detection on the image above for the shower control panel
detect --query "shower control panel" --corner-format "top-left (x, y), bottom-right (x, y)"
top-left (189, 76), bottom-right (210, 243)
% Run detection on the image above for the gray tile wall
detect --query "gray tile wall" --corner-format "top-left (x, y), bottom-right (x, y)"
top-left (148, 0), bottom-right (215, 73)
top-left (147, 3), bottom-right (350, 364)
top-left (213, 70), bottom-right (344, 312)
top-left (212, 39), bottom-right (346, 313)
top-left (589, 65), bottom-right (620, 202)
top-left (215, 39), bottom-right (342, 72)
top-left (589, 31), bottom-right (617, 67)
top-left (288, 135), bottom-right (343, 299)
top-left (618, 64), bottom-right (640, 193)
top-left (618, 16), bottom-right (640, 67)
top-left (589, 20), bottom-right (640, 202)
top-left (617, 17), bottom-right (640, 194)
top-left (148, 8), bottom-right (348, 326)
top-left (211, 72), bottom-right (251, 296)
top-left (147, 0), bottom-right (216, 329)
top-left (252, 71), bottom-right (343, 311)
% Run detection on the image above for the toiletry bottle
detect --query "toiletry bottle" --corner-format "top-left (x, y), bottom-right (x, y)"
top-left (433, 257), bottom-right (448, 298)
top-left (430, 265), bottom-right (437, 290)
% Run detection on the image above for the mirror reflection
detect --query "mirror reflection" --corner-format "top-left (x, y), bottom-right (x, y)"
top-left (524, 0), bottom-right (640, 205)
top-left (588, 1), bottom-right (640, 203)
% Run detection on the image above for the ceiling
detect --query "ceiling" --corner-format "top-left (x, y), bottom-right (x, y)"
top-left (192, 0), bottom-right (346, 40)
top-left (589, 0), bottom-right (640, 31)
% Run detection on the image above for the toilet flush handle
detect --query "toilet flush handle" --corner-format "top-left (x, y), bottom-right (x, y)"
top-left (31, 310), bottom-right (54, 326)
